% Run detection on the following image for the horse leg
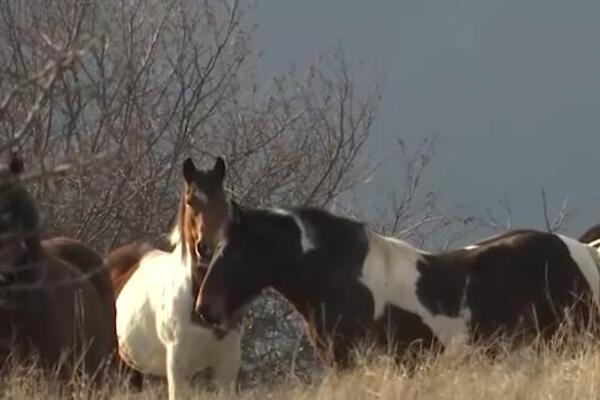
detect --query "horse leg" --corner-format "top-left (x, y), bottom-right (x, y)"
top-left (212, 342), bottom-right (241, 391)
top-left (166, 342), bottom-right (190, 400)
top-left (118, 360), bottom-right (144, 391)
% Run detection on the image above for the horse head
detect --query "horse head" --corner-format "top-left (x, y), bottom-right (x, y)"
top-left (175, 156), bottom-right (228, 265)
top-left (170, 156), bottom-right (230, 314)
top-left (195, 201), bottom-right (269, 333)
top-left (0, 153), bottom-right (41, 282)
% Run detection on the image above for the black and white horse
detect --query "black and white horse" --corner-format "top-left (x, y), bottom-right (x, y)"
top-left (195, 202), bottom-right (600, 366)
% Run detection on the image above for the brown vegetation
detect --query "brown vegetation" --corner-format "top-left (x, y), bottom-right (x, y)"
top-left (1, 331), bottom-right (600, 399)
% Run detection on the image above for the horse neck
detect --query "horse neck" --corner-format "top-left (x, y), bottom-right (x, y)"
top-left (243, 219), bottom-right (307, 311)
top-left (268, 261), bottom-right (316, 323)
top-left (3, 235), bottom-right (45, 287)
top-left (0, 183), bottom-right (46, 284)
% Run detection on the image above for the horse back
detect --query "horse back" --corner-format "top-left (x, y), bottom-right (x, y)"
top-left (364, 230), bottom-right (599, 352)
top-left (42, 237), bottom-right (115, 317)
top-left (105, 242), bottom-right (154, 297)
top-left (447, 231), bottom-right (598, 336)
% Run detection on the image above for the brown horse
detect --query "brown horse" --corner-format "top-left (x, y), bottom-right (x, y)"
top-left (0, 156), bottom-right (116, 379)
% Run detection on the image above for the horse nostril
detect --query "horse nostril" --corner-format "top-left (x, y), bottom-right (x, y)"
top-left (195, 303), bottom-right (216, 325)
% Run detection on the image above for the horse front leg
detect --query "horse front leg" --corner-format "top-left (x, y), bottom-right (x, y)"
top-left (166, 342), bottom-right (190, 400)
top-left (212, 342), bottom-right (241, 391)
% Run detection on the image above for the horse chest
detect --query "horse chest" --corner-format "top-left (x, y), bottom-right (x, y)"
top-left (116, 251), bottom-right (228, 377)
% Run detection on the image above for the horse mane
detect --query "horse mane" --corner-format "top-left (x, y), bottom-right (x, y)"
top-left (169, 184), bottom-right (198, 266)
top-left (167, 216), bottom-right (181, 247)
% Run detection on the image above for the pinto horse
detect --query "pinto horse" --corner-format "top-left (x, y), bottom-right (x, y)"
top-left (111, 157), bottom-right (241, 400)
top-left (0, 156), bottom-right (116, 379)
top-left (195, 202), bottom-right (600, 367)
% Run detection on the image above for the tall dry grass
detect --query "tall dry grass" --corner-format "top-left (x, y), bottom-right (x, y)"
top-left (2, 329), bottom-right (600, 400)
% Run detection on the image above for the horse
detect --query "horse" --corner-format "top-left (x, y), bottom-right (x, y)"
top-left (195, 201), bottom-right (600, 367)
top-left (0, 155), bottom-right (117, 379)
top-left (111, 157), bottom-right (241, 400)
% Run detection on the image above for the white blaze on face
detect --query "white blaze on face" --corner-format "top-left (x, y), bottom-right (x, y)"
top-left (359, 231), bottom-right (472, 346)
top-left (558, 234), bottom-right (600, 308)
top-left (211, 239), bottom-right (228, 265)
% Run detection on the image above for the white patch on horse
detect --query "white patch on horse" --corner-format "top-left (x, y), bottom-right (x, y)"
top-left (269, 208), bottom-right (289, 216)
top-left (359, 232), bottom-right (471, 346)
top-left (463, 245), bottom-right (479, 250)
top-left (116, 243), bottom-right (241, 399)
top-left (558, 234), bottom-right (600, 308)
top-left (212, 239), bottom-right (228, 261)
top-left (589, 238), bottom-right (600, 249)
top-left (269, 208), bottom-right (315, 253)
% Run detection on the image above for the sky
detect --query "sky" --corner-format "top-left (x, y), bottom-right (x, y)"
top-left (250, 0), bottom-right (600, 242)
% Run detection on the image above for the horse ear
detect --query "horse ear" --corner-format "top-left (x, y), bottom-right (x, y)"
top-left (182, 157), bottom-right (197, 184)
top-left (229, 200), bottom-right (243, 225)
top-left (8, 152), bottom-right (24, 175)
top-left (213, 156), bottom-right (226, 183)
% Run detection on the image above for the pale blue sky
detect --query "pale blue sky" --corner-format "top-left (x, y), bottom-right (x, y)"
top-left (250, 0), bottom-right (600, 240)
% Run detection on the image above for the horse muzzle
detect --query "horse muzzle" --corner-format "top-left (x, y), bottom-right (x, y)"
top-left (194, 301), bottom-right (222, 326)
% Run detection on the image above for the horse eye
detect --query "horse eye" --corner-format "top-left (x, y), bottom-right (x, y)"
top-left (187, 195), bottom-right (208, 211)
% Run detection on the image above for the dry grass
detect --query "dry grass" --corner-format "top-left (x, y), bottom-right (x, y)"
top-left (3, 332), bottom-right (600, 400)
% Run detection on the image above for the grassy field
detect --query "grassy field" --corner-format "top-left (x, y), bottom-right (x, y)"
top-left (3, 332), bottom-right (600, 400)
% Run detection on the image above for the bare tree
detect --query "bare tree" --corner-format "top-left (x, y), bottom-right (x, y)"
top-left (0, 0), bottom-right (379, 248)
top-left (471, 187), bottom-right (572, 243)
top-left (540, 187), bottom-right (571, 233)
top-left (0, 0), bottom-right (385, 385)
